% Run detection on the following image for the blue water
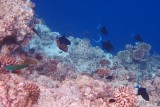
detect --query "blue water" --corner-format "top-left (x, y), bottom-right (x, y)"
top-left (33, 0), bottom-right (160, 55)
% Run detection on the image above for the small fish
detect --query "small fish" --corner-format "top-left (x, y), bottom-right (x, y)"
top-left (101, 40), bottom-right (114, 51)
top-left (109, 99), bottom-right (116, 103)
top-left (58, 35), bottom-right (71, 45)
top-left (131, 33), bottom-right (143, 42)
top-left (137, 87), bottom-right (149, 101)
top-left (32, 28), bottom-right (42, 39)
top-left (1, 36), bottom-right (18, 45)
top-left (4, 64), bottom-right (30, 73)
top-left (105, 76), bottom-right (113, 80)
top-left (54, 35), bottom-right (68, 52)
top-left (98, 25), bottom-right (109, 35)
top-left (4, 57), bottom-right (37, 73)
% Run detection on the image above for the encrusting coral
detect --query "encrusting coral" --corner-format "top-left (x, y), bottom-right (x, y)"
top-left (0, 0), bottom-right (34, 40)
top-left (0, 0), bottom-right (39, 54)
top-left (0, 73), bottom-right (40, 107)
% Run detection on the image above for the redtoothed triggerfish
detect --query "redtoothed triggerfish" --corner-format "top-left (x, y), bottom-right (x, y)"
top-left (134, 34), bottom-right (143, 42)
top-left (58, 35), bottom-right (71, 45)
top-left (101, 40), bottom-right (114, 51)
top-left (131, 33), bottom-right (143, 42)
top-left (97, 25), bottom-right (109, 36)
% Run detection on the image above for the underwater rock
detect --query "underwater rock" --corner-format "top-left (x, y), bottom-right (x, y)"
top-left (98, 58), bottom-right (111, 67)
top-left (0, 0), bottom-right (36, 54)
top-left (154, 76), bottom-right (160, 89)
top-left (137, 42), bottom-right (151, 53)
top-left (117, 50), bottom-right (133, 63)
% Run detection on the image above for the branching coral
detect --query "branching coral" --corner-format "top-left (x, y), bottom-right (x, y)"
top-left (0, 54), bottom-right (18, 73)
top-left (0, 54), bottom-right (17, 66)
top-left (23, 83), bottom-right (40, 104)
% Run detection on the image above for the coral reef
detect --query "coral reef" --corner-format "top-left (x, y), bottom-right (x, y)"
top-left (95, 68), bottom-right (111, 78)
top-left (23, 83), bottom-right (40, 104)
top-left (0, 73), bottom-right (40, 107)
top-left (29, 27), bottom-right (113, 73)
top-left (0, 0), bottom-right (34, 39)
top-left (0, 0), bottom-right (37, 54)
top-left (35, 75), bottom-right (109, 107)
top-left (113, 42), bottom-right (158, 81)
top-left (132, 49), bottom-right (145, 61)
top-left (67, 37), bottom-right (113, 72)
top-left (0, 1), bottom-right (160, 107)
top-left (0, 54), bottom-right (18, 73)
top-left (113, 86), bottom-right (137, 107)
top-left (115, 42), bottom-right (151, 65)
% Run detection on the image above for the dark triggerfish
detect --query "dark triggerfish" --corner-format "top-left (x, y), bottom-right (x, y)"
top-left (137, 87), bottom-right (149, 101)
top-left (131, 33), bottom-right (143, 42)
top-left (98, 25), bottom-right (109, 36)
top-left (101, 40), bottom-right (114, 51)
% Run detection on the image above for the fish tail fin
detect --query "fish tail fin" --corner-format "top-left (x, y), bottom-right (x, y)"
top-left (9, 70), bottom-right (13, 74)
top-left (92, 34), bottom-right (102, 43)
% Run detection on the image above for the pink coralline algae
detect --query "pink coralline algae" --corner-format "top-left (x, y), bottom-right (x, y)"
top-left (0, 0), bottom-right (35, 53)
top-left (0, 73), bottom-right (40, 107)
top-left (35, 60), bottom-right (67, 81)
top-left (0, 0), bottom-right (34, 38)
top-left (95, 68), bottom-right (111, 78)
top-left (36, 75), bottom-right (108, 107)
